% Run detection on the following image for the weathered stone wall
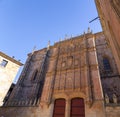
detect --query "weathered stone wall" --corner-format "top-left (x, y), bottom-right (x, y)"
top-left (0, 105), bottom-right (53, 117)
top-left (95, 0), bottom-right (120, 73)
top-left (95, 32), bottom-right (120, 116)
top-left (106, 106), bottom-right (120, 117)
top-left (95, 33), bottom-right (120, 104)
top-left (4, 49), bottom-right (48, 107)
top-left (40, 32), bottom-right (105, 117)
top-left (0, 100), bottom-right (105, 117)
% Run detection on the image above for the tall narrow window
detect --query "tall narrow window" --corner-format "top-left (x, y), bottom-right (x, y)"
top-left (0, 59), bottom-right (8, 67)
top-left (31, 70), bottom-right (38, 80)
top-left (53, 99), bottom-right (65, 117)
top-left (103, 58), bottom-right (111, 71)
top-left (71, 98), bottom-right (85, 117)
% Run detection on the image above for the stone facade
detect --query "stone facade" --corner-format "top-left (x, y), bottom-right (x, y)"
top-left (95, 0), bottom-right (120, 73)
top-left (0, 51), bottom-right (23, 106)
top-left (0, 32), bottom-right (120, 117)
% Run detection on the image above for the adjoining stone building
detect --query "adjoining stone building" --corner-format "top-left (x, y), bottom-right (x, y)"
top-left (0, 31), bottom-right (120, 117)
top-left (0, 51), bottom-right (23, 106)
top-left (95, 0), bottom-right (120, 73)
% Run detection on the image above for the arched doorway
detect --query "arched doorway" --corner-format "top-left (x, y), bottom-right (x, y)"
top-left (71, 98), bottom-right (85, 117)
top-left (53, 99), bottom-right (66, 117)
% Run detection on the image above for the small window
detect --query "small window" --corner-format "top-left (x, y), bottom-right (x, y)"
top-left (103, 58), bottom-right (111, 71)
top-left (0, 59), bottom-right (8, 67)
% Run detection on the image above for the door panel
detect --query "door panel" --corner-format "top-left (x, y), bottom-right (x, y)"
top-left (53, 99), bottom-right (65, 117)
top-left (71, 98), bottom-right (85, 117)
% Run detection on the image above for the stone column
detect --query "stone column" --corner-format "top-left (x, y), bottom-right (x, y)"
top-left (65, 99), bottom-right (71, 117)
top-left (50, 100), bottom-right (55, 117)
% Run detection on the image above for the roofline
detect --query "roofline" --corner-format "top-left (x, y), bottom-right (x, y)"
top-left (0, 51), bottom-right (23, 66)
top-left (27, 31), bottom-right (104, 56)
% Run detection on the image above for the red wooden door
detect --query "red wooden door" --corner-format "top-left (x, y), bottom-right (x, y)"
top-left (71, 98), bottom-right (85, 117)
top-left (53, 99), bottom-right (65, 117)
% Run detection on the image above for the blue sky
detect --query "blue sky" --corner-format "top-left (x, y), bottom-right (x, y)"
top-left (0, 0), bottom-right (102, 82)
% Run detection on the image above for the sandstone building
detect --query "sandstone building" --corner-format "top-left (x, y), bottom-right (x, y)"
top-left (0, 51), bottom-right (23, 106)
top-left (95, 0), bottom-right (120, 73)
top-left (0, 31), bottom-right (120, 117)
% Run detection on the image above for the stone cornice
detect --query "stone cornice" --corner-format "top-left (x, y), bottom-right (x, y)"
top-left (0, 51), bottom-right (23, 66)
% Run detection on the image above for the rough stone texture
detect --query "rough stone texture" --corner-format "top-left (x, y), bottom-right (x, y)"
top-left (95, 0), bottom-right (120, 73)
top-left (106, 106), bottom-right (120, 117)
top-left (0, 52), bottom-right (22, 106)
top-left (0, 32), bottom-right (119, 117)
top-left (95, 33), bottom-right (120, 103)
